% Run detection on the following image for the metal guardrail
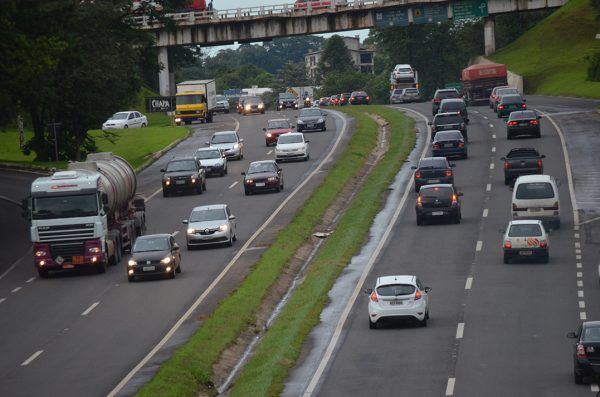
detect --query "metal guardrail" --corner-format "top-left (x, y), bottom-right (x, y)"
top-left (134, 0), bottom-right (386, 27)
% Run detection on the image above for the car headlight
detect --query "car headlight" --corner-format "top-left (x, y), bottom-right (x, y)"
top-left (258, 104), bottom-right (264, 109)
top-left (297, 119), bottom-right (304, 124)
top-left (268, 176), bottom-right (277, 182)
top-left (267, 133), bottom-right (272, 137)
top-left (246, 105), bottom-right (251, 110)
top-left (187, 228), bottom-right (196, 234)
top-left (165, 178), bottom-right (171, 186)
top-left (233, 143), bottom-right (240, 149)
top-left (245, 179), bottom-right (254, 184)
top-left (318, 118), bottom-right (324, 123)
top-left (219, 224), bottom-right (228, 232)
top-left (161, 256), bottom-right (172, 265)
top-left (128, 259), bottom-right (137, 267)
top-left (175, 117), bottom-right (182, 122)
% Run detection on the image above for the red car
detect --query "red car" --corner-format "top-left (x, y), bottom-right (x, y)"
top-left (339, 93), bottom-right (351, 106)
top-left (294, 0), bottom-right (333, 9)
top-left (264, 119), bottom-right (294, 146)
top-left (330, 95), bottom-right (340, 106)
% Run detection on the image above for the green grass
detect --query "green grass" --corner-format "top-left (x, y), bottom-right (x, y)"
top-left (135, 106), bottom-right (413, 397)
top-left (490, 0), bottom-right (600, 98)
top-left (228, 106), bottom-right (414, 396)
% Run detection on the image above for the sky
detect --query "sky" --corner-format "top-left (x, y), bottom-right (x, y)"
top-left (206, 0), bottom-right (370, 55)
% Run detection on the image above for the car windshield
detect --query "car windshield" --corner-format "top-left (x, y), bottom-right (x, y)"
top-left (502, 95), bottom-right (522, 104)
top-left (397, 68), bottom-right (412, 73)
top-left (133, 237), bottom-right (169, 253)
top-left (245, 97), bottom-right (261, 104)
top-left (279, 93), bottom-right (295, 100)
top-left (435, 115), bottom-right (462, 124)
top-left (421, 186), bottom-right (453, 199)
top-left (419, 158), bottom-right (447, 169)
top-left (176, 94), bottom-right (205, 105)
top-left (392, 90), bottom-right (403, 95)
top-left (441, 101), bottom-right (464, 111)
top-left (300, 109), bottom-right (321, 117)
top-left (507, 149), bottom-right (539, 158)
top-left (509, 111), bottom-right (536, 120)
top-left (515, 182), bottom-right (554, 199)
top-left (268, 120), bottom-right (289, 129)
top-left (278, 135), bottom-right (303, 144)
top-left (435, 131), bottom-right (463, 141)
top-left (216, 95), bottom-right (227, 101)
top-left (195, 150), bottom-right (221, 160)
top-left (377, 284), bottom-right (415, 296)
top-left (212, 134), bottom-right (237, 144)
top-left (584, 326), bottom-right (600, 342)
top-left (437, 90), bottom-right (460, 99)
top-left (110, 112), bottom-right (129, 120)
top-left (247, 162), bottom-right (276, 174)
top-left (32, 194), bottom-right (98, 220)
top-left (190, 208), bottom-right (227, 222)
top-left (352, 91), bottom-right (367, 96)
top-left (404, 89), bottom-right (418, 93)
top-left (166, 160), bottom-right (196, 172)
top-left (508, 224), bottom-right (543, 237)
top-left (498, 88), bottom-right (519, 96)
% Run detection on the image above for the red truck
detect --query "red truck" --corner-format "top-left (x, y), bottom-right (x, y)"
top-left (461, 63), bottom-right (508, 106)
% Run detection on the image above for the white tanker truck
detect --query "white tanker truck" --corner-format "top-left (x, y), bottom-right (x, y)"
top-left (25, 152), bottom-right (146, 277)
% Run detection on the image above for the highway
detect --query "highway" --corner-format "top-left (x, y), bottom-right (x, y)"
top-left (288, 97), bottom-right (600, 396)
top-left (0, 109), bottom-right (349, 397)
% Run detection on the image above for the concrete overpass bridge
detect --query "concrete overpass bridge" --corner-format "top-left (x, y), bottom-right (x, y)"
top-left (142, 0), bottom-right (567, 95)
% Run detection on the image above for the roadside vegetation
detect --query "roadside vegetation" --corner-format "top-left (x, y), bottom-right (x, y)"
top-left (491, 0), bottom-right (600, 98)
top-left (136, 106), bottom-right (415, 397)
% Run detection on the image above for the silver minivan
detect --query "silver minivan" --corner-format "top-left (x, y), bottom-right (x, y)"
top-left (511, 174), bottom-right (560, 229)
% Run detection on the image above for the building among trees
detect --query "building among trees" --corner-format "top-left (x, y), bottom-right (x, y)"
top-left (305, 36), bottom-right (375, 81)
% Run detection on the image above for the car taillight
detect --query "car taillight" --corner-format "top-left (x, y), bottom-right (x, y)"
top-left (370, 291), bottom-right (378, 302)
top-left (537, 159), bottom-right (543, 168)
top-left (498, 105), bottom-right (504, 109)
top-left (434, 98), bottom-right (441, 103)
top-left (530, 119), bottom-right (538, 125)
top-left (504, 161), bottom-right (509, 169)
top-left (414, 289), bottom-right (422, 300)
top-left (452, 194), bottom-right (458, 203)
top-left (577, 343), bottom-right (587, 358)
top-left (433, 144), bottom-right (440, 149)
top-left (550, 201), bottom-right (559, 210)
top-left (513, 203), bottom-right (518, 211)
top-left (351, 97), bottom-right (355, 101)
top-left (521, 104), bottom-right (527, 108)
top-left (504, 241), bottom-right (512, 249)
top-left (458, 142), bottom-right (465, 148)
top-left (445, 169), bottom-right (452, 177)
top-left (417, 196), bottom-right (422, 205)
top-left (540, 241), bottom-right (547, 248)
top-left (366, 96), bottom-right (370, 100)
top-left (415, 171), bottom-right (421, 179)
top-left (508, 121), bottom-right (518, 126)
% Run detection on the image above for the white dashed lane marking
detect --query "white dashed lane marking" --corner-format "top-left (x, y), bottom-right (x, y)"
top-left (267, 150), bottom-right (273, 155)
top-left (577, 262), bottom-right (582, 269)
top-left (11, 287), bottom-right (21, 294)
top-left (577, 272), bottom-right (583, 278)
top-left (445, 378), bottom-right (456, 396)
top-left (492, 134), bottom-right (496, 139)
top-left (82, 302), bottom-right (100, 316)
top-left (0, 298), bottom-right (5, 305)
top-left (491, 147), bottom-right (496, 153)
top-left (456, 323), bottom-right (465, 339)
top-left (21, 350), bottom-right (43, 366)
top-left (490, 163), bottom-right (495, 170)
top-left (578, 280), bottom-right (584, 287)
top-left (489, 123), bottom-right (494, 128)
top-left (229, 181), bottom-right (239, 189)
top-left (476, 241), bottom-right (483, 252)
top-left (581, 312), bottom-right (588, 320)
top-left (486, 184), bottom-right (492, 192)
top-left (482, 209), bottom-right (488, 218)
top-left (579, 301), bottom-right (586, 309)
top-left (465, 277), bottom-right (473, 290)
top-left (579, 290), bottom-right (585, 298)
top-left (26, 277), bottom-right (35, 283)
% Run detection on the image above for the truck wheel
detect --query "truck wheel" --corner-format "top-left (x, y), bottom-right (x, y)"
top-left (38, 268), bottom-right (49, 278)
top-left (176, 263), bottom-right (182, 273)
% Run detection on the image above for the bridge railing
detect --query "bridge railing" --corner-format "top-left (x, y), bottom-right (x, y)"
top-left (134, 0), bottom-right (385, 27)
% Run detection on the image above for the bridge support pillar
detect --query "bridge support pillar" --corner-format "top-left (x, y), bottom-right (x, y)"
top-left (484, 16), bottom-right (496, 56)
top-left (158, 47), bottom-right (175, 96)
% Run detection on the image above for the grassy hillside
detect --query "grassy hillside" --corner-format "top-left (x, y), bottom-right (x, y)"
top-left (491, 0), bottom-right (600, 98)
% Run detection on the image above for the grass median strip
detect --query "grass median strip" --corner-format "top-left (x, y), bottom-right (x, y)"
top-left (227, 106), bottom-right (414, 396)
top-left (135, 107), bottom-right (404, 397)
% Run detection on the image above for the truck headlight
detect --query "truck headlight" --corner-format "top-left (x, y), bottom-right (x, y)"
top-left (175, 117), bottom-right (182, 123)
top-left (161, 256), bottom-right (172, 265)
top-left (88, 247), bottom-right (101, 253)
top-left (35, 250), bottom-right (47, 257)
top-left (128, 259), bottom-right (137, 267)
top-left (246, 105), bottom-right (251, 110)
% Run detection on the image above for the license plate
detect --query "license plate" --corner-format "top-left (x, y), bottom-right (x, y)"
top-left (444, 143), bottom-right (454, 148)
top-left (62, 264), bottom-right (74, 269)
top-left (519, 251), bottom-right (533, 256)
top-left (175, 180), bottom-right (186, 185)
top-left (72, 255), bottom-right (84, 265)
top-left (528, 208), bottom-right (541, 212)
top-left (307, 124), bottom-right (315, 128)
top-left (256, 183), bottom-right (266, 187)
top-left (520, 122), bottom-right (529, 126)
top-left (428, 179), bottom-right (440, 183)
top-left (389, 300), bottom-right (403, 305)
top-left (143, 266), bottom-right (156, 271)
top-left (432, 211), bottom-right (444, 216)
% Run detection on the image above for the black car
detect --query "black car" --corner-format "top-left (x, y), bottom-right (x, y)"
top-left (415, 184), bottom-right (462, 225)
top-left (439, 98), bottom-right (469, 123)
top-left (277, 93), bottom-right (298, 110)
top-left (161, 157), bottom-right (206, 197)
top-left (501, 148), bottom-right (545, 185)
top-left (127, 234), bottom-right (181, 281)
top-left (412, 157), bottom-right (455, 193)
top-left (432, 88), bottom-right (461, 115)
top-left (296, 108), bottom-right (326, 132)
top-left (429, 112), bottom-right (468, 142)
top-left (568, 321), bottom-right (600, 384)
top-left (242, 96), bottom-right (265, 115)
top-left (432, 130), bottom-right (468, 159)
top-left (242, 160), bottom-right (284, 195)
top-left (506, 110), bottom-right (542, 139)
top-left (350, 91), bottom-right (370, 105)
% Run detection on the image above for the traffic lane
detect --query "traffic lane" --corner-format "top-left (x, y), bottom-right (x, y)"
top-left (0, 111), bottom-right (343, 397)
top-left (0, 169), bottom-right (40, 200)
top-left (316, 102), bottom-right (492, 396)
top-left (454, 105), bottom-right (585, 396)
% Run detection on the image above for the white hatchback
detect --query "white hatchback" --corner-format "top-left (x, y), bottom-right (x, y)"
top-left (503, 220), bottom-right (549, 264)
top-left (512, 174), bottom-right (560, 229)
top-left (365, 275), bottom-right (431, 329)
top-left (275, 132), bottom-right (309, 162)
top-left (102, 111), bottom-right (147, 131)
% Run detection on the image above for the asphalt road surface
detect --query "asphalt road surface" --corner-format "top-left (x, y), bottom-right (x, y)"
top-left (301, 98), bottom-right (600, 397)
top-left (0, 109), bottom-right (348, 397)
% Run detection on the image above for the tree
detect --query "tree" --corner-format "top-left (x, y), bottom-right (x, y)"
top-left (318, 35), bottom-right (355, 76)
top-left (276, 62), bottom-right (310, 88)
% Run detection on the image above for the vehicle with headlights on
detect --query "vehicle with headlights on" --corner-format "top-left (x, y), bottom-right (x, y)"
top-left (161, 157), bottom-right (206, 197)
top-left (416, 184), bottom-right (462, 225)
top-left (183, 204), bottom-right (237, 249)
top-left (242, 96), bottom-right (265, 115)
top-left (296, 108), bottom-right (326, 132)
top-left (568, 321), bottom-right (600, 384)
top-left (194, 147), bottom-right (227, 177)
top-left (412, 157), bottom-right (455, 193)
top-left (275, 132), bottom-right (309, 162)
top-left (207, 131), bottom-right (244, 160)
top-left (432, 130), bottom-right (467, 159)
top-left (364, 275), bottom-right (431, 328)
top-left (242, 160), bottom-right (283, 195)
top-left (127, 234), bottom-right (181, 282)
top-left (502, 220), bottom-right (549, 264)
top-left (264, 119), bottom-right (294, 146)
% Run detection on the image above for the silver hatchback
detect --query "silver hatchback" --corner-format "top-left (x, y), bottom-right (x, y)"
top-left (183, 204), bottom-right (237, 249)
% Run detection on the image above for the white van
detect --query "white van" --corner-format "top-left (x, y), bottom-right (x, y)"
top-left (511, 174), bottom-right (560, 229)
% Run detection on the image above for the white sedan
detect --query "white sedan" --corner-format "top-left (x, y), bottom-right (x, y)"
top-left (503, 220), bottom-right (549, 263)
top-left (102, 111), bottom-right (148, 131)
top-left (275, 132), bottom-right (309, 162)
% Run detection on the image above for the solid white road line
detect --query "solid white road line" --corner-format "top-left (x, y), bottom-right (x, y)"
top-left (476, 241), bottom-right (483, 252)
top-left (456, 323), bottom-right (465, 339)
top-left (267, 150), bottom-right (273, 155)
top-left (302, 107), bottom-right (431, 397)
top-left (147, 187), bottom-right (163, 201)
top-left (482, 209), bottom-right (488, 218)
top-left (21, 350), bottom-right (43, 366)
top-left (227, 115), bottom-right (241, 132)
top-left (108, 110), bottom-right (350, 397)
top-left (538, 110), bottom-right (579, 225)
top-left (579, 290), bottom-right (585, 298)
top-left (445, 378), bottom-right (456, 396)
top-left (82, 302), bottom-right (100, 316)
top-left (489, 163), bottom-right (495, 170)
top-left (26, 277), bottom-right (35, 283)
top-left (228, 181), bottom-right (239, 189)
top-left (581, 312), bottom-right (587, 320)
top-left (486, 183), bottom-right (491, 192)
top-left (579, 301), bottom-right (586, 309)
top-left (11, 287), bottom-right (21, 293)
top-left (465, 277), bottom-right (473, 290)
top-left (0, 298), bottom-right (5, 305)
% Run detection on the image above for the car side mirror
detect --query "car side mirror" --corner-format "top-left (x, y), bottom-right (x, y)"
top-left (205, 141), bottom-right (210, 146)
top-left (424, 286), bottom-right (432, 293)
top-left (541, 154), bottom-right (546, 159)
top-left (523, 99), bottom-right (527, 102)
top-left (240, 139), bottom-right (244, 143)
top-left (555, 178), bottom-right (562, 187)
top-left (499, 229), bottom-right (506, 234)
top-left (294, 115), bottom-right (298, 118)
top-left (173, 243), bottom-right (180, 250)
top-left (229, 215), bottom-right (236, 220)
top-left (182, 220), bottom-right (188, 224)
top-left (363, 288), bottom-right (373, 295)
top-left (21, 198), bottom-right (29, 211)
top-left (262, 128), bottom-right (266, 132)
top-left (538, 115), bottom-right (542, 119)
top-left (160, 169), bottom-right (165, 173)
top-left (567, 332), bottom-right (578, 339)
top-left (241, 172), bottom-right (246, 176)
top-left (101, 193), bottom-right (109, 205)
top-left (305, 140), bottom-right (310, 143)
top-left (465, 118), bottom-right (470, 123)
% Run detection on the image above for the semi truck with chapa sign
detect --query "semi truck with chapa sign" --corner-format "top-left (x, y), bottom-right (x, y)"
top-left (24, 153), bottom-right (146, 277)
top-left (461, 63), bottom-right (508, 105)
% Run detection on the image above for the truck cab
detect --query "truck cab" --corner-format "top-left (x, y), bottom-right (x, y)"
top-left (175, 80), bottom-right (216, 125)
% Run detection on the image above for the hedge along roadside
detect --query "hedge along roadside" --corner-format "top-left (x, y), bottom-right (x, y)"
top-left (135, 108), bottom-right (382, 397)
top-left (227, 106), bottom-right (414, 397)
